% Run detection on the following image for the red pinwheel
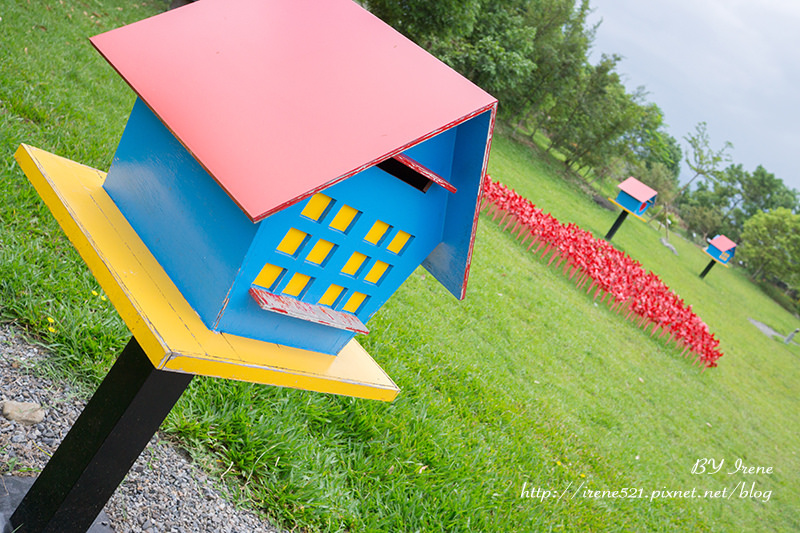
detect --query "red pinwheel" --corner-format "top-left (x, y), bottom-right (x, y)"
top-left (481, 176), bottom-right (723, 368)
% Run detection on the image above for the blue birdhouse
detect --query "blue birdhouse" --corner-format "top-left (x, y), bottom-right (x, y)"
top-left (705, 235), bottom-right (737, 265)
top-left (90, 0), bottom-right (497, 355)
top-left (614, 177), bottom-right (658, 217)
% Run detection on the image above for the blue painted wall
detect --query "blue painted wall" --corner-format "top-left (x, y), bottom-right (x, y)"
top-left (102, 99), bottom-right (486, 355)
top-left (423, 109), bottom-right (493, 298)
top-left (615, 190), bottom-right (653, 216)
top-left (103, 98), bottom-right (257, 329)
top-left (219, 159), bottom-right (448, 353)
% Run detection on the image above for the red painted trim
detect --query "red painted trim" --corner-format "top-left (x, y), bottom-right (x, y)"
top-left (460, 103), bottom-right (498, 300)
top-left (249, 287), bottom-right (369, 334)
top-left (392, 153), bottom-right (456, 193)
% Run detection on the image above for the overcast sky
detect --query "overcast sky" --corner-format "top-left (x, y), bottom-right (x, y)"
top-left (587, 0), bottom-right (800, 191)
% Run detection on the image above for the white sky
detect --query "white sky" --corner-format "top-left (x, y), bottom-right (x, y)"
top-left (587, 0), bottom-right (800, 191)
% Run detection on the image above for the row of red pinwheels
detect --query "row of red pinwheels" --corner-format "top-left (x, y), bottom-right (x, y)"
top-left (480, 176), bottom-right (723, 368)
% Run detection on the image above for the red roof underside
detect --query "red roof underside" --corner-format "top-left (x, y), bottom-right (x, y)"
top-left (618, 177), bottom-right (657, 202)
top-left (91, 0), bottom-right (496, 222)
top-left (709, 235), bottom-right (737, 252)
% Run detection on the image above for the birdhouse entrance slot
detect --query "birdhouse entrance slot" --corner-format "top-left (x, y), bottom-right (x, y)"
top-left (376, 153), bottom-right (457, 194)
top-left (378, 158), bottom-right (433, 192)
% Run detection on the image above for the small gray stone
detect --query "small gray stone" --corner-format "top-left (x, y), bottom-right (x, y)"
top-left (2, 400), bottom-right (46, 424)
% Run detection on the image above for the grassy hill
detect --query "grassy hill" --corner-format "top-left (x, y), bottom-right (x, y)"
top-left (1, 2), bottom-right (798, 531)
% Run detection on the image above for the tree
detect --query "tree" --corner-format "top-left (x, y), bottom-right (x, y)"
top-left (362, 0), bottom-right (483, 45)
top-left (735, 165), bottom-right (799, 220)
top-left (683, 121), bottom-right (733, 191)
top-left (653, 122), bottom-right (732, 241)
top-left (521, 0), bottom-right (595, 136)
top-left (429, 1), bottom-right (537, 119)
top-left (681, 205), bottom-right (725, 242)
top-left (543, 53), bottom-right (649, 173)
top-left (629, 113), bottom-right (683, 181)
top-left (689, 163), bottom-right (800, 241)
top-left (738, 208), bottom-right (800, 289)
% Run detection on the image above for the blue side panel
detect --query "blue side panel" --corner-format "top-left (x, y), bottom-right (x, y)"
top-left (218, 164), bottom-right (448, 354)
top-left (103, 98), bottom-right (257, 328)
top-left (616, 191), bottom-right (650, 216)
top-left (423, 109), bottom-right (494, 299)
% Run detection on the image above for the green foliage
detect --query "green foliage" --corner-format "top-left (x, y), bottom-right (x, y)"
top-left (675, 162), bottom-right (800, 245)
top-left (728, 164), bottom-right (800, 233)
top-left (682, 121), bottom-right (733, 190)
top-left (428, 1), bottom-right (537, 116)
top-left (656, 122), bottom-right (732, 242)
top-left (362, 0), bottom-right (482, 43)
top-left (624, 104), bottom-right (683, 180)
top-left (367, 0), bottom-right (657, 177)
top-left (545, 55), bottom-right (647, 172)
top-left (738, 208), bottom-right (800, 288)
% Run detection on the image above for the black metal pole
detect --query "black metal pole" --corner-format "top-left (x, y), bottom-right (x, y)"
top-left (699, 259), bottom-right (716, 279)
top-left (8, 337), bottom-right (193, 533)
top-left (604, 210), bottom-right (628, 241)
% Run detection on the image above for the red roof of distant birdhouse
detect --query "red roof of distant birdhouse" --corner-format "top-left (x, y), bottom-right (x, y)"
top-left (708, 235), bottom-right (737, 252)
top-left (90, 0), bottom-right (497, 222)
top-left (618, 177), bottom-right (657, 202)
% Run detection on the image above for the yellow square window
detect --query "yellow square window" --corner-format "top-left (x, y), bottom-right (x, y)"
top-left (364, 220), bottom-right (391, 245)
top-left (364, 260), bottom-right (390, 284)
top-left (342, 291), bottom-right (368, 313)
top-left (329, 204), bottom-right (360, 233)
top-left (386, 230), bottom-right (412, 254)
top-left (276, 228), bottom-right (309, 257)
top-left (341, 251), bottom-right (368, 276)
top-left (318, 284), bottom-right (344, 307)
top-left (306, 239), bottom-right (336, 265)
top-left (282, 273), bottom-right (312, 297)
top-left (300, 193), bottom-right (333, 221)
top-left (253, 263), bottom-right (284, 290)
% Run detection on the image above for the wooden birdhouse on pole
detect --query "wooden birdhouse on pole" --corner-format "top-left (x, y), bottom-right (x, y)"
top-left (700, 235), bottom-right (737, 279)
top-left (9, 1), bottom-right (496, 530)
top-left (92, 0), bottom-right (497, 357)
top-left (605, 177), bottom-right (658, 241)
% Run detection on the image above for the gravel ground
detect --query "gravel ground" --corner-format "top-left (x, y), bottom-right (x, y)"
top-left (0, 324), bottom-right (285, 533)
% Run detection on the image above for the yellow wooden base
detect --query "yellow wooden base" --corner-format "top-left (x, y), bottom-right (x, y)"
top-left (14, 144), bottom-right (399, 401)
top-left (607, 197), bottom-right (648, 222)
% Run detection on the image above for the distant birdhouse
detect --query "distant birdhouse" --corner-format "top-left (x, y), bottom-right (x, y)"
top-left (604, 177), bottom-right (658, 241)
top-left (613, 177), bottom-right (658, 217)
top-left (90, 0), bottom-right (497, 355)
top-left (699, 235), bottom-right (736, 279)
top-left (704, 235), bottom-right (737, 265)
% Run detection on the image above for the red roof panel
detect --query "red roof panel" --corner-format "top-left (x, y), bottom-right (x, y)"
top-left (90, 0), bottom-right (496, 222)
top-left (708, 235), bottom-right (737, 252)
top-left (618, 177), bottom-right (657, 203)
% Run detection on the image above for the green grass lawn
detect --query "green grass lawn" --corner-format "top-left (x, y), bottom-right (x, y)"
top-left (2, 2), bottom-right (799, 531)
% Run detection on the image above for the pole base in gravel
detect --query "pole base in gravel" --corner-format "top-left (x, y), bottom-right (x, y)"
top-left (7, 337), bottom-right (192, 533)
top-left (1, 477), bottom-right (114, 533)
